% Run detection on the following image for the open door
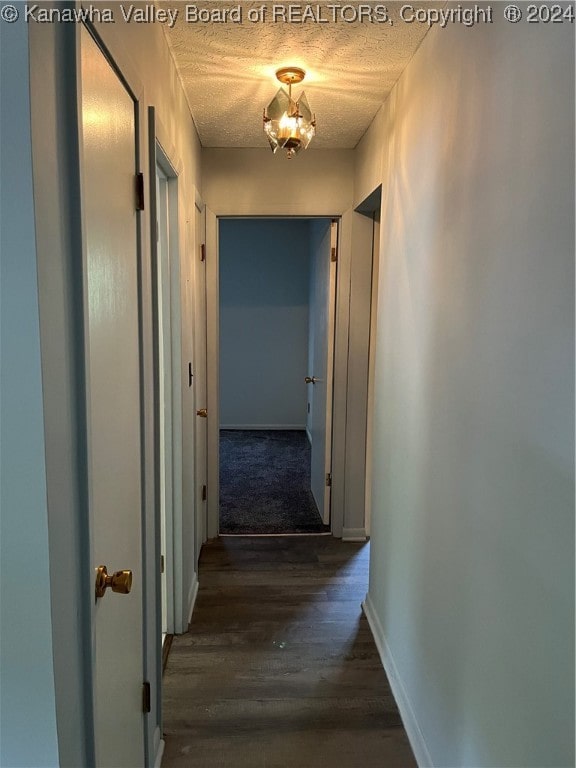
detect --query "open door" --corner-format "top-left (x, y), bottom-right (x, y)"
top-left (308, 219), bottom-right (338, 524)
top-left (80, 24), bottom-right (145, 766)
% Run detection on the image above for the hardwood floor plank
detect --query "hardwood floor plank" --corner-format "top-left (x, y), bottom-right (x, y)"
top-left (162, 536), bottom-right (416, 768)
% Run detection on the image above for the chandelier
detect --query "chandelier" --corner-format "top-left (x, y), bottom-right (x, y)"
top-left (263, 67), bottom-right (316, 159)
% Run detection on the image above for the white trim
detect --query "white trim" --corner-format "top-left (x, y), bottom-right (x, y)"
top-left (153, 737), bottom-right (165, 768)
top-left (186, 573), bottom-right (199, 626)
top-left (205, 208), bottom-right (220, 539)
top-left (220, 424), bottom-right (307, 431)
top-left (342, 527), bottom-right (367, 542)
top-left (306, 428), bottom-right (312, 445)
top-left (362, 594), bottom-right (434, 768)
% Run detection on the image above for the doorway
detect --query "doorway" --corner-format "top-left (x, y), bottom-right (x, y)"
top-left (154, 147), bottom-right (181, 644)
top-left (217, 218), bottom-right (337, 535)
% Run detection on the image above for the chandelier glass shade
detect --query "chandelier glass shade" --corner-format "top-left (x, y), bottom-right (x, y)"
top-left (263, 68), bottom-right (316, 158)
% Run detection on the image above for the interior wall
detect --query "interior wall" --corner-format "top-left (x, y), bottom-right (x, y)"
top-left (219, 219), bottom-right (310, 429)
top-left (359, 14), bottom-right (574, 768)
top-left (202, 148), bottom-right (355, 216)
top-left (0, 17), bottom-right (60, 768)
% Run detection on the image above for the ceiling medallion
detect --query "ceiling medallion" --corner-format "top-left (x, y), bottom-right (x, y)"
top-left (263, 67), bottom-right (316, 159)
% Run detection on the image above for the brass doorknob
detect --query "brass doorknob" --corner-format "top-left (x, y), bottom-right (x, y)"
top-left (95, 565), bottom-right (133, 599)
top-left (196, 408), bottom-right (207, 418)
top-left (305, 376), bottom-right (318, 384)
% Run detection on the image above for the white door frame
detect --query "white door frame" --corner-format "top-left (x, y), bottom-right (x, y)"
top-left (206, 204), bottom-right (378, 542)
top-left (147, 109), bottom-right (189, 651)
top-left (353, 185), bottom-right (383, 541)
top-left (364, 210), bottom-right (381, 538)
top-left (194, 191), bottom-right (209, 559)
top-left (206, 214), bottom-right (345, 539)
top-left (150, 137), bottom-right (182, 640)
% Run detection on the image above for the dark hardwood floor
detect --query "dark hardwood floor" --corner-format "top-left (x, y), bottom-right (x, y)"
top-left (162, 536), bottom-right (417, 768)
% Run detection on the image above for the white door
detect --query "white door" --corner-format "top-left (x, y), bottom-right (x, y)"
top-left (80, 25), bottom-right (145, 766)
top-left (308, 220), bottom-right (338, 524)
top-left (194, 200), bottom-right (208, 555)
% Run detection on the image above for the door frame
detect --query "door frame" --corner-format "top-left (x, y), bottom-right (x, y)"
top-left (215, 217), bottom-right (338, 529)
top-left (353, 185), bottom-right (383, 540)
top-left (206, 204), bottom-right (377, 542)
top-left (206, 213), bottom-right (347, 539)
top-left (194, 192), bottom-right (209, 561)
top-left (148, 128), bottom-right (183, 645)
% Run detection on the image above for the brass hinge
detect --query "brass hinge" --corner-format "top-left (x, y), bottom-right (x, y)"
top-left (202, 484), bottom-right (207, 502)
top-left (326, 473), bottom-right (332, 487)
top-left (331, 246), bottom-right (337, 262)
top-left (135, 173), bottom-right (145, 211)
top-left (200, 243), bottom-right (206, 262)
top-left (160, 555), bottom-right (165, 574)
top-left (142, 681), bottom-right (151, 713)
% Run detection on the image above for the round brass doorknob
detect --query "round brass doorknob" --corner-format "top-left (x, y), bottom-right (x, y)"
top-left (305, 376), bottom-right (318, 384)
top-left (95, 565), bottom-right (133, 599)
top-left (196, 408), bottom-right (207, 418)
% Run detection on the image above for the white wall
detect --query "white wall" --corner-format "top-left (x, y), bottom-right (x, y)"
top-left (360, 14), bottom-right (574, 768)
top-left (219, 219), bottom-right (310, 429)
top-left (0, 17), bottom-right (59, 768)
top-left (203, 148), bottom-right (355, 216)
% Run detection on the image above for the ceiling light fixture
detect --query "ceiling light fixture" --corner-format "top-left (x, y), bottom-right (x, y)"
top-left (263, 67), bottom-right (316, 159)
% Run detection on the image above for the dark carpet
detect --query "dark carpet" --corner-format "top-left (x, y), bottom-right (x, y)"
top-left (219, 430), bottom-right (329, 534)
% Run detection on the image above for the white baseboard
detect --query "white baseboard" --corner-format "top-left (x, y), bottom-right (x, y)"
top-left (362, 593), bottom-right (433, 768)
top-left (187, 573), bottom-right (199, 625)
top-left (342, 527), bottom-right (367, 542)
top-left (220, 424), bottom-right (306, 430)
top-left (153, 737), bottom-right (165, 768)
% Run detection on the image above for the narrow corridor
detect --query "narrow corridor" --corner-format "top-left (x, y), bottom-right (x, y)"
top-left (162, 536), bottom-right (416, 767)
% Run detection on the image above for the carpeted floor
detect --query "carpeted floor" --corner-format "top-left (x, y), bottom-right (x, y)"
top-left (219, 430), bottom-right (329, 534)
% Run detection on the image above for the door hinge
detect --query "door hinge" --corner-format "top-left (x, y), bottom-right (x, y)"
top-left (188, 362), bottom-right (193, 387)
top-left (326, 473), bottom-right (332, 487)
top-left (331, 246), bottom-right (337, 262)
top-left (202, 484), bottom-right (207, 502)
top-left (142, 681), bottom-right (151, 713)
top-left (135, 173), bottom-right (145, 211)
top-left (160, 555), bottom-right (165, 574)
top-left (200, 243), bottom-right (206, 262)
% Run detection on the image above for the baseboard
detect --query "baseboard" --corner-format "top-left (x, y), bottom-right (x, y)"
top-left (220, 424), bottom-right (306, 430)
top-left (362, 593), bottom-right (434, 768)
top-left (186, 573), bottom-right (199, 626)
top-left (153, 736), bottom-right (165, 768)
top-left (342, 527), bottom-right (367, 542)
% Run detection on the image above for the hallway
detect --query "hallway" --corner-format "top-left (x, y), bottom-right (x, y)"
top-left (162, 536), bottom-right (416, 767)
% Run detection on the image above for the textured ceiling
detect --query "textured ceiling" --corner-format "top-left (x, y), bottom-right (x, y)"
top-left (160, 1), bottom-right (436, 149)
